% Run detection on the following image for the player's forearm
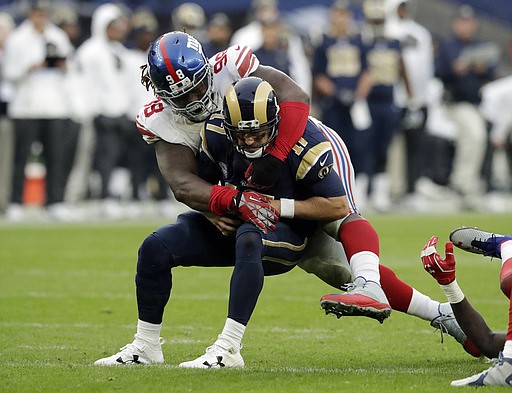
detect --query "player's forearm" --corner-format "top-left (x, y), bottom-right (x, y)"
top-left (355, 70), bottom-right (372, 100)
top-left (160, 168), bottom-right (212, 211)
top-left (167, 175), bottom-right (212, 211)
top-left (276, 196), bottom-right (349, 221)
top-left (155, 141), bottom-right (212, 212)
top-left (450, 298), bottom-right (505, 359)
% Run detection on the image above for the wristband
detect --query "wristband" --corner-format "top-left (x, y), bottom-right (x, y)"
top-left (280, 198), bottom-right (295, 218)
top-left (440, 279), bottom-right (465, 304)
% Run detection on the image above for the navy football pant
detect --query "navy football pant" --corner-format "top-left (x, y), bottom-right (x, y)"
top-left (136, 211), bottom-right (307, 325)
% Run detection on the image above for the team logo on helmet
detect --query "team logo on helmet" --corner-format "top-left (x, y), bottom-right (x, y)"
top-left (223, 77), bottom-right (280, 159)
top-left (141, 31), bottom-right (217, 122)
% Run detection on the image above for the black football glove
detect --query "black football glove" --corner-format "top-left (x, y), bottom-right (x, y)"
top-left (244, 155), bottom-right (283, 190)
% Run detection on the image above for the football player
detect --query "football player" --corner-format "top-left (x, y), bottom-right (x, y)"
top-left (95, 76), bottom-right (351, 367)
top-left (422, 227), bottom-right (512, 386)
top-left (136, 31), bottom-right (308, 216)
top-left (93, 32), bottom-right (474, 367)
top-left (136, 31), bottom-right (392, 320)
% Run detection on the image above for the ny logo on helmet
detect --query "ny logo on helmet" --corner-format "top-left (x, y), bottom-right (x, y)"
top-left (187, 36), bottom-right (202, 53)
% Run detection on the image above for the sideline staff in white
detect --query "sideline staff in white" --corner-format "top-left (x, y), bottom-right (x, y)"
top-left (3, 1), bottom-right (76, 218)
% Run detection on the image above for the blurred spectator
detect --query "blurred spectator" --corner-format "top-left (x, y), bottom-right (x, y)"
top-left (231, 0), bottom-right (312, 95)
top-left (73, 3), bottom-right (133, 214)
top-left (253, 16), bottom-right (290, 76)
top-left (51, 3), bottom-right (82, 47)
top-left (357, 0), bottom-right (411, 212)
top-left (0, 12), bottom-right (14, 215)
top-left (436, 5), bottom-right (499, 209)
top-left (311, 0), bottom-right (371, 174)
top-left (2, 1), bottom-right (76, 220)
top-left (171, 2), bottom-right (207, 44)
top-left (480, 75), bottom-right (512, 205)
top-left (51, 3), bottom-right (83, 207)
top-left (385, 0), bottom-right (434, 209)
top-left (202, 12), bottom-right (232, 58)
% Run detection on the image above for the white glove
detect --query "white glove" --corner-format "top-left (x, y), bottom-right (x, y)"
top-left (350, 100), bottom-right (372, 131)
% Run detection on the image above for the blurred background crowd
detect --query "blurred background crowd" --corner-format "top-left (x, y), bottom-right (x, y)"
top-left (1, 0), bottom-right (512, 222)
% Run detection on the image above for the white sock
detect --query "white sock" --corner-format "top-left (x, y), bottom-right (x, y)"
top-left (136, 319), bottom-right (162, 345)
top-left (501, 240), bottom-right (512, 265)
top-left (406, 289), bottom-right (441, 321)
top-left (502, 340), bottom-right (512, 358)
top-left (216, 318), bottom-right (246, 350)
top-left (350, 251), bottom-right (380, 283)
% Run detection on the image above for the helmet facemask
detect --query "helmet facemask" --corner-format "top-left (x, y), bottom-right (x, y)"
top-left (156, 65), bottom-right (217, 123)
top-left (225, 114), bottom-right (279, 159)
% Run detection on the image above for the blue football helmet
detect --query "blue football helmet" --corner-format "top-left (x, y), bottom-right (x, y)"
top-left (142, 31), bottom-right (217, 122)
top-left (223, 77), bottom-right (280, 159)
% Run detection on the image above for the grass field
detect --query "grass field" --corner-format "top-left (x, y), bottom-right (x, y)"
top-left (1, 212), bottom-right (512, 392)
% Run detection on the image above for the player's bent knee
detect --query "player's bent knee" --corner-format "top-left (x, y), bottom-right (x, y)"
top-left (137, 233), bottom-right (174, 278)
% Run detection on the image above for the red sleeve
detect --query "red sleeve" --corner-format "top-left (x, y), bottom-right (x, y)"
top-left (271, 101), bottom-right (310, 161)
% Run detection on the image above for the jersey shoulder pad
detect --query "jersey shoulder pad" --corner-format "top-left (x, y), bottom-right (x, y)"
top-left (136, 99), bottom-right (164, 144)
top-left (210, 45), bottom-right (259, 80)
top-left (201, 111), bottom-right (230, 161)
top-left (210, 45), bottom-right (260, 97)
top-left (291, 121), bottom-right (334, 181)
top-left (137, 98), bottom-right (202, 153)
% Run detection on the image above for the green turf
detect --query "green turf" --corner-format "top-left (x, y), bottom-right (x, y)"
top-left (1, 213), bottom-right (511, 392)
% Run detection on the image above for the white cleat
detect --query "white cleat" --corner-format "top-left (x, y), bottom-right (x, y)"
top-left (451, 353), bottom-right (512, 386)
top-left (179, 344), bottom-right (244, 369)
top-left (94, 334), bottom-right (164, 366)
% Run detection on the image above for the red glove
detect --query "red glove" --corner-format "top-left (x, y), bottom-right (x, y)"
top-left (208, 185), bottom-right (238, 216)
top-left (208, 185), bottom-right (278, 233)
top-left (233, 190), bottom-right (278, 234)
top-left (421, 235), bottom-right (456, 285)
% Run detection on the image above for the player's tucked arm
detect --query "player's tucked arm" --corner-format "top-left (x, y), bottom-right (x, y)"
top-left (421, 237), bottom-right (505, 358)
top-left (449, 299), bottom-right (505, 359)
top-left (155, 141), bottom-right (213, 212)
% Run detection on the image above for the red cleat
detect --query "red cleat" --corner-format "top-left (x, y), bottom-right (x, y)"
top-left (320, 277), bottom-right (391, 324)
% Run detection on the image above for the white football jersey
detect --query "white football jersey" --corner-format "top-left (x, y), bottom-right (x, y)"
top-left (136, 45), bottom-right (259, 154)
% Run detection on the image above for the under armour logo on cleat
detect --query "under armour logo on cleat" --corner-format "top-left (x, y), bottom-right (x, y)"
top-left (202, 356), bottom-right (225, 368)
top-left (116, 355), bottom-right (141, 364)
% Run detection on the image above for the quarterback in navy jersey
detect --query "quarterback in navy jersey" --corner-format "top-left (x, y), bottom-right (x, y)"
top-left (198, 112), bottom-right (346, 239)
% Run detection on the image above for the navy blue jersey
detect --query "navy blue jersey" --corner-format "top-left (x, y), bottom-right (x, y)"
top-left (199, 113), bottom-right (347, 235)
top-left (312, 34), bottom-right (367, 98)
top-left (436, 37), bottom-right (498, 104)
top-left (366, 38), bottom-right (402, 103)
